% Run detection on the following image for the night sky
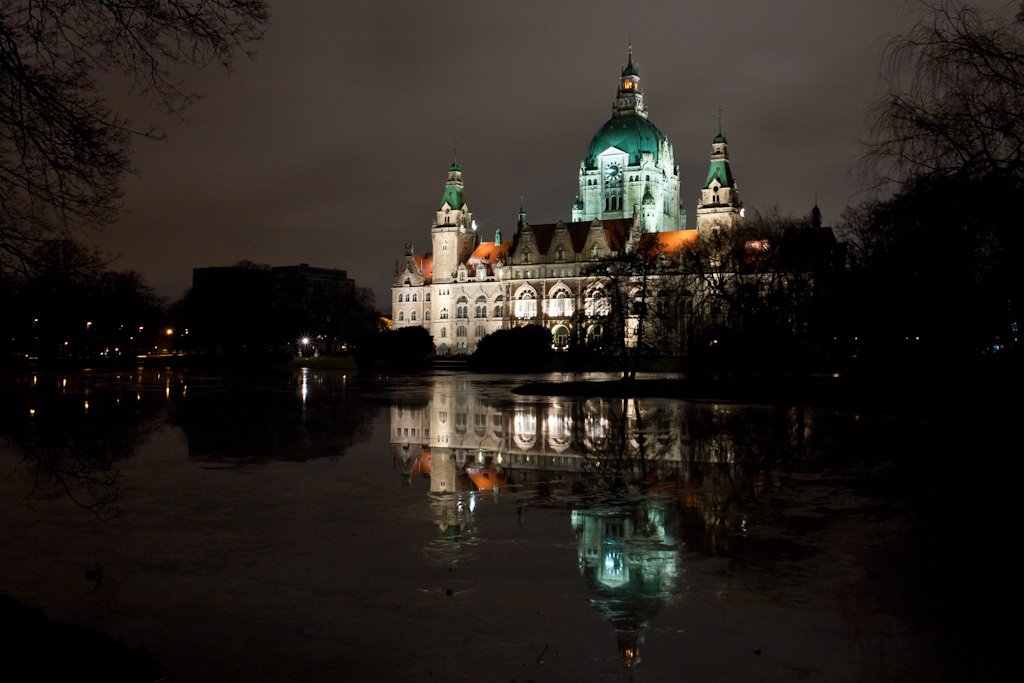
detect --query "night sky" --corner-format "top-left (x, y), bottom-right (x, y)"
top-left (90, 1), bottom-right (959, 307)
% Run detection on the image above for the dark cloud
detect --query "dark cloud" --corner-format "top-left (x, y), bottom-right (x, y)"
top-left (89, 0), bottom-right (953, 305)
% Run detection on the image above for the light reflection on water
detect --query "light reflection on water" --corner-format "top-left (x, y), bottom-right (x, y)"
top-left (0, 368), bottom-right (983, 681)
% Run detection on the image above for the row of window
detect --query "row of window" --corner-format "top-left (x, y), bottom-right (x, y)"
top-left (513, 267), bottom-right (576, 279)
top-left (584, 174), bottom-right (651, 185)
top-left (397, 291), bottom-right (431, 302)
top-left (395, 427), bottom-right (428, 438)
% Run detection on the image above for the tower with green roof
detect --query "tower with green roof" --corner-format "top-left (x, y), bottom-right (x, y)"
top-left (431, 150), bottom-right (476, 283)
top-left (696, 119), bottom-right (744, 234)
top-left (572, 46), bottom-right (682, 232)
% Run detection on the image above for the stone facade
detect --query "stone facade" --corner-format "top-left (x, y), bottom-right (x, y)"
top-left (392, 48), bottom-right (743, 354)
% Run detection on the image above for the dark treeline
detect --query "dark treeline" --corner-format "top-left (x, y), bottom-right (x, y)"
top-left (171, 262), bottom-right (382, 362)
top-left (1, 239), bottom-right (168, 364)
top-left (1, 247), bottom-right (383, 366)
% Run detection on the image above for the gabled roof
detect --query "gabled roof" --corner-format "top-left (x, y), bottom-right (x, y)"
top-left (521, 220), bottom-right (632, 256)
top-left (601, 219), bottom-right (633, 252)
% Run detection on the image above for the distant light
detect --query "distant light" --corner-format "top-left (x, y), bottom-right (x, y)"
top-left (301, 337), bottom-right (310, 345)
top-left (29, 409), bottom-right (35, 416)
top-left (740, 208), bottom-right (746, 217)
top-left (472, 220), bottom-right (478, 231)
top-left (166, 328), bottom-right (173, 335)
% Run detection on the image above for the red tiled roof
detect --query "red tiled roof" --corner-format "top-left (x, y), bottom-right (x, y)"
top-left (467, 241), bottom-right (511, 265)
top-left (411, 448), bottom-right (432, 476)
top-left (466, 465), bottom-right (505, 491)
top-left (637, 229), bottom-right (699, 255)
top-left (602, 219), bottom-right (633, 252)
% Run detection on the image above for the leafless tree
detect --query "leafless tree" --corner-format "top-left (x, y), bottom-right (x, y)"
top-left (683, 209), bottom-right (839, 366)
top-left (597, 236), bottom-right (689, 380)
top-left (858, 1), bottom-right (1024, 352)
top-left (866, 1), bottom-right (1024, 190)
top-left (0, 1), bottom-right (269, 274)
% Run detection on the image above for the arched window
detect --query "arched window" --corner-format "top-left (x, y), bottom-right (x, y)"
top-left (551, 290), bottom-right (571, 317)
top-left (555, 245), bottom-right (565, 262)
top-left (646, 175), bottom-right (650, 181)
top-left (425, 310), bottom-right (431, 320)
top-left (411, 311), bottom-right (417, 321)
top-left (494, 305), bottom-right (502, 317)
top-left (425, 292), bottom-right (431, 302)
top-left (440, 308), bottom-right (449, 319)
top-left (476, 295), bottom-right (486, 317)
top-left (586, 289), bottom-right (608, 317)
top-left (457, 296), bottom-right (468, 318)
top-left (398, 311), bottom-right (404, 321)
top-left (515, 291), bottom-right (537, 318)
top-left (552, 326), bottom-right (569, 349)
top-left (441, 328), bottom-right (447, 337)
top-left (591, 243), bottom-right (602, 260)
top-left (521, 247), bottom-right (532, 265)
top-left (605, 197), bottom-right (609, 211)
top-left (412, 293), bottom-right (417, 302)
top-left (476, 325), bottom-right (485, 337)
top-left (457, 326), bottom-right (467, 337)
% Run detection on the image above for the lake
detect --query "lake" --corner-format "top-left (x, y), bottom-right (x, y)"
top-left (0, 368), bottom-right (1006, 681)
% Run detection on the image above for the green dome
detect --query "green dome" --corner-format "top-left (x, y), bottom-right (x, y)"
top-left (585, 114), bottom-right (665, 169)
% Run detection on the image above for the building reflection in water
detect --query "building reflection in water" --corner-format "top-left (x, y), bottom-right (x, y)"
top-left (390, 378), bottom-right (816, 667)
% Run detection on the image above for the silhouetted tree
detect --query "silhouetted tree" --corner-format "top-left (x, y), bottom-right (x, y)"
top-left (1, 238), bottom-right (166, 362)
top-left (683, 209), bottom-right (843, 370)
top-left (470, 325), bottom-right (552, 372)
top-left (595, 237), bottom-right (688, 380)
top-left (0, 1), bottom-right (269, 274)
top-left (857, 0), bottom-right (1024, 354)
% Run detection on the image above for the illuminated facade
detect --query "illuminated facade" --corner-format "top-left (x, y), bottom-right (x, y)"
top-left (388, 378), bottom-right (819, 666)
top-left (393, 47), bottom-right (742, 354)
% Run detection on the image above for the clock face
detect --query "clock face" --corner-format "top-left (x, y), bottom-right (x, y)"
top-left (604, 163), bottom-right (620, 180)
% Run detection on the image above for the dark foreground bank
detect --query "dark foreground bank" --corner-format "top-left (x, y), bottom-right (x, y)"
top-left (0, 594), bottom-right (154, 681)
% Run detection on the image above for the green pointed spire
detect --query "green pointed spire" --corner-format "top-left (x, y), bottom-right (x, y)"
top-left (622, 43), bottom-right (638, 77)
top-left (714, 110), bottom-right (727, 144)
top-left (449, 143), bottom-right (460, 171)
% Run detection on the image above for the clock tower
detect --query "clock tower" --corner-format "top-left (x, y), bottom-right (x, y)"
top-left (574, 46), bottom-right (682, 233)
top-left (695, 123), bottom-right (743, 234)
top-left (431, 152), bottom-right (476, 284)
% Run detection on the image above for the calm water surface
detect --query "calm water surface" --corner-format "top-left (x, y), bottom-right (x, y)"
top-left (0, 368), bottom-right (998, 681)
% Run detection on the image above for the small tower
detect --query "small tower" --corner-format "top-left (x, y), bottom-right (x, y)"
top-left (614, 44), bottom-right (647, 119)
top-left (696, 117), bottom-right (743, 234)
top-left (431, 149), bottom-right (476, 283)
top-left (571, 193), bottom-right (584, 222)
top-left (641, 185), bottom-right (657, 233)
